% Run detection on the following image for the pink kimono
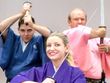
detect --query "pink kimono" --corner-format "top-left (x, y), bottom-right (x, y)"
top-left (88, 38), bottom-right (110, 79)
top-left (63, 25), bottom-right (110, 79)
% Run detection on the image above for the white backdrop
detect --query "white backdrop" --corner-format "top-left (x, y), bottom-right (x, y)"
top-left (0, 0), bottom-right (110, 82)
top-left (0, 0), bottom-right (110, 36)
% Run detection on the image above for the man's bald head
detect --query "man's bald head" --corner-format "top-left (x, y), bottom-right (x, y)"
top-left (68, 8), bottom-right (87, 28)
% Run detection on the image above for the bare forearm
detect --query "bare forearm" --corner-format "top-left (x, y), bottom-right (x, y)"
top-left (33, 24), bottom-right (51, 37)
top-left (0, 13), bottom-right (23, 32)
top-left (0, 2), bottom-right (31, 37)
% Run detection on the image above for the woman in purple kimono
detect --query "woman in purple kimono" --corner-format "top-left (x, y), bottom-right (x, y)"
top-left (11, 32), bottom-right (86, 83)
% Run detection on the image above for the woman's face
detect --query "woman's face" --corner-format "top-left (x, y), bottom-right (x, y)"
top-left (46, 36), bottom-right (67, 62)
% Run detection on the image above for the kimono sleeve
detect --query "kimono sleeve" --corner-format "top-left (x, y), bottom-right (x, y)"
top-left (0, 35), bottom-right (3, 56)
top-left (10, 66), bottom-right (46, 83)
top-left (0, 28), bottom-right (15, 69)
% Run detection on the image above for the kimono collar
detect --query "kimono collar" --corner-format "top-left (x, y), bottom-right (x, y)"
top-left (20, 38), bottom-right (29, 52)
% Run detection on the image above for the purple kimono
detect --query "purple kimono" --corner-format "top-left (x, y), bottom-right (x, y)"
top-left (11, 60), bottom-right (86, 83)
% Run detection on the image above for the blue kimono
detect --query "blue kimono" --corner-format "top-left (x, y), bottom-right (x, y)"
top-left (0, 35), bottom-right (3, 57)
top-left (0, 28), bottom-right (49, 81)
top-left (11, 60), bottom-right (86, 83)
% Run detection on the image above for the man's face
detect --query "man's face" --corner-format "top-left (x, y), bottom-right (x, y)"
top-left (18, 24), bottom-right (35, 43)
top-left (68, 9), bottom-right (87, 28)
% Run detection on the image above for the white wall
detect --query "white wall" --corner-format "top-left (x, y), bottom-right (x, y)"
top-left (0, 0), bottom-right (110, 36)
top-left (0, 0), bottom-right (110, 82)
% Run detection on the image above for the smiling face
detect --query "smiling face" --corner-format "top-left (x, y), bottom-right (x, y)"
top-left (46, 35), bottom-right (68, 62)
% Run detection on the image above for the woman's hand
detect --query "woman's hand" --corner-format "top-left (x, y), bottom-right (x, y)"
top-left (22, 81), bottom-right (38, 83)
top-left (42, 78), bottom-right (55, 83)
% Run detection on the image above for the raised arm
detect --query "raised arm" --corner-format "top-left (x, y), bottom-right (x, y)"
top-left (0, 2), bottom-right (31, 38)
top-left (23, 13), bottom-right (51, 37)
top-left (33, 24), bottom-right (51, 37)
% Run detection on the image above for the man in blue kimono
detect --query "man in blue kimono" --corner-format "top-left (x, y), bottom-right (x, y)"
top-left (0, 2), bottom-right (51, 82)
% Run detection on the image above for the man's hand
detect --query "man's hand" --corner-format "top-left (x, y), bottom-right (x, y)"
top-left (98, 44), bottom-right (110, 54)
top-left (21, 1), bottom-right (32, 17)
